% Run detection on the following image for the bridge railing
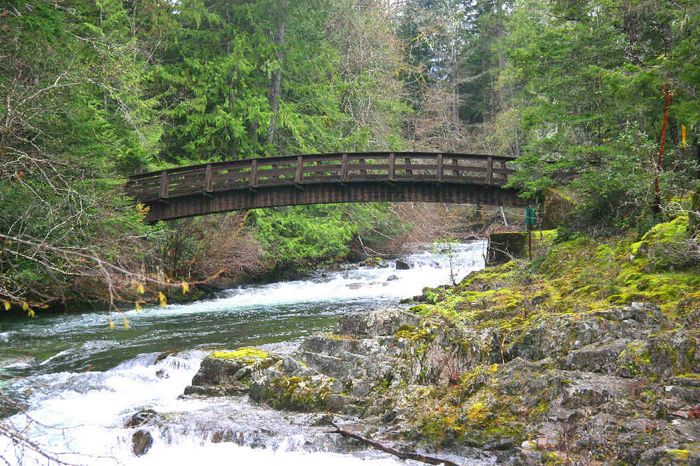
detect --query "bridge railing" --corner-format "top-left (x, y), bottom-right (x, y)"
top-left (127, 152), bottom-right (515, 202)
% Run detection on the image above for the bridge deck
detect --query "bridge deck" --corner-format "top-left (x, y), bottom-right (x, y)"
top-left (126, 152), bottom-right (525, 221)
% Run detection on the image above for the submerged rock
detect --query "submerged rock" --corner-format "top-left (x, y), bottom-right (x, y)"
top-left (125, 409), bottom-right (161, 428)
top-left (131, 429), bottom-right (153, 456)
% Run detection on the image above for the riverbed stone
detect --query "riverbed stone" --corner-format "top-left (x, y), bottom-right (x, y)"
top-left (131, 429), bottom-right (153, 456)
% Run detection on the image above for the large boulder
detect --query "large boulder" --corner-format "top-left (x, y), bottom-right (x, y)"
top-left (249, 309), bottom-right (415, 413)
top-left (184, 347), bottom-right (280, 397)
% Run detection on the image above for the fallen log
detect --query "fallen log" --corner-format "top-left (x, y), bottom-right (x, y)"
top-left (328, 421), bottom-right (460, 466)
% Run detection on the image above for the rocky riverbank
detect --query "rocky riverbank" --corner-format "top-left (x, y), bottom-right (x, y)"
top-left (176, 215), bottom-right (699, 464)
top-left (182, 304), bottom-right (698, 464)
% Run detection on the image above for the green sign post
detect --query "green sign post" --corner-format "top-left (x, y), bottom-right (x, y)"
top-left (525, 206), bottom-right (536, 259)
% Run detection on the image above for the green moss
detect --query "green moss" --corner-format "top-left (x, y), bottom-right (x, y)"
top-left (667, 449), bottom-right (690, 461)
top-left (325, 333), bottom-right (357, 341)
top-left (617, 341), bottom-right (651, 377)
top-left (543, 451), bottom-right (566, 465)
top-left (263, 375), bottom-right (333, 411)
top-left (466, 400), bottom-right (489, 424)
top-left (210, 347), bottom-right (270, 363)
top-left (640, 215), bottom-right (689, 244)
top-left (677, 373), bottom-right (700, 380)
top-left (395, 323), bottom-right (435, 342)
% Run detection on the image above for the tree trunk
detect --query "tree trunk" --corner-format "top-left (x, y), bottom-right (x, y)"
top-left (267, 0), bottom-right (288, 146)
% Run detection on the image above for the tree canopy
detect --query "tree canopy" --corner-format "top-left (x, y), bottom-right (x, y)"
top-left (1, 0), bottom-right (698, 310)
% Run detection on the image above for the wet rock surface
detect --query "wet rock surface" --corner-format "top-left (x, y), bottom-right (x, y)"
top-left (131, 429), bottom-right (153, 456)
top-left (186, 301), bottom-right (700, 464)
top-left (125, 409), bottom-right (161, 428)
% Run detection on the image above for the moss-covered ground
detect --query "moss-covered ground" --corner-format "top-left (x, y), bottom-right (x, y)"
top-left (415, 215), bottom-right (699, 328)
top-left (403, 215), bottom-right (699, 449)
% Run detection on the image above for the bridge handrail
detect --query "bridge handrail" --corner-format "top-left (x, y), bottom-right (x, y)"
top-left (126, 152), bottom-right (516, 202)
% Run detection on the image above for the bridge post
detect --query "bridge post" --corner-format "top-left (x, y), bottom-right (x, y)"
top-left (295, 155), bottom-right (303, 184)
top-left (250, 159), bottom-right (258, 188)
top-left (205, 164), bottom-right (213, 192)
top-left (486, 156), bottom-right (493, 185)
top-left (436, 153), bottom-right (443, 182)
top-left (405, 157), bottom-right (412, 176)
top-left (341, 153), bottom-right (348, 182)
top-left (159, 171), bottom-right (169, 199)
top-left (388, 152), bottom-right (395, 181)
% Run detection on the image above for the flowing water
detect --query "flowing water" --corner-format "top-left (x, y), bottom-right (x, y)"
top-left (0, 242), bottom-right (490, 465)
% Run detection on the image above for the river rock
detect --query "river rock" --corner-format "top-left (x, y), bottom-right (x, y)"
top-left (395, 260), bottom-right (411, 270)
top-left (184, 347), bottom-right (280, 397)
top-left (336, 308), bottom-right (418, 338)
top-left (131, 429), bottom-right (153, 456)
top-left (124, 409), bottom-right (161, 428)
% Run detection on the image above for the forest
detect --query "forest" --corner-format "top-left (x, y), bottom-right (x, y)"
top-left (1, 0), bottom-right (698, 311)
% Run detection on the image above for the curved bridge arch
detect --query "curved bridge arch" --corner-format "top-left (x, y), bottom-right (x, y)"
top-left (126, 152), bottom-right (526, 222)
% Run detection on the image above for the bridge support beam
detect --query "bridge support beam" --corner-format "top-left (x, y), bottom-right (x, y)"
top-left (142, 182), bottom-right (526, 222)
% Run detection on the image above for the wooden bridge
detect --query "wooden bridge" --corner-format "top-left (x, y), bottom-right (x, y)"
top-left (126, 152), bottom-right (526, 222)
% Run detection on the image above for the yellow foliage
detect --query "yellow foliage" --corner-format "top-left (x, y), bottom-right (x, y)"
top-left (27, 308), bottom-right (36, 318)
top-left (123, 318), bottom-right (130, 330)
top-left (21, 301), bottom-right (29, 311)
top-left (136, 203), bottom-right (150, 216)
top-left (181, 282), bottom-right (190, 295)
top-left (135, 302), bottom-right (142, 312)
top-left (108, 318), bottom-right (115, 330)
top-left (158, 291), bottom-right (167, 308)
top-left (2, 300), bottom-right (10, 311)
top-left (134, 282), bottom-right (145, 295)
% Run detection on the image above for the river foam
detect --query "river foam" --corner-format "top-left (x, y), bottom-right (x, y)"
top-left (0, 241), bottom-right (488, 465)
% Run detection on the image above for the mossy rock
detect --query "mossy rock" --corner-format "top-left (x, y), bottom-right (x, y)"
top-left (253, 374), bottom-right (334, 412)
top-left (542, 188), bottom-right (575, 229)
top-left (210, 347), bottom-right (270, 364)
top-left (186, 347), bottom-right (280, 396)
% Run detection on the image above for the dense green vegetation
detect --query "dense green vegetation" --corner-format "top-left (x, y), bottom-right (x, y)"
top-left (1, 0), bottom-right (698, 311)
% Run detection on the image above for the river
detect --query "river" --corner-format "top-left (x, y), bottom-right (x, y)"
top-left (0, 241), bottom-right (487, 465)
